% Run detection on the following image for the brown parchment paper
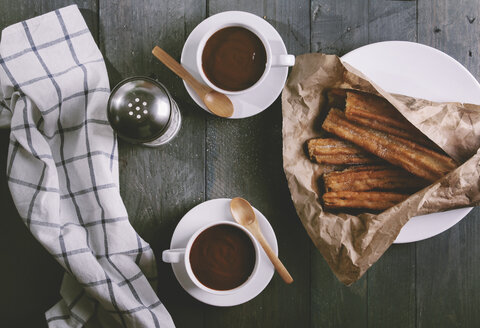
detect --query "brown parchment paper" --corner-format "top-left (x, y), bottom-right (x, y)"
top-left (282, 53), bottom-right (480, 285)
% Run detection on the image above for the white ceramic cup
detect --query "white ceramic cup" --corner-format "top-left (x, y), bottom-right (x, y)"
top-left (162, 220), bottom-right (260, 295)
top-left (196, 22), bottom-right (295, 95)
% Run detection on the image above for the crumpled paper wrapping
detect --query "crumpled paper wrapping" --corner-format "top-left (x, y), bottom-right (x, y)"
top-left (282, 53), bottom-right (480, 285)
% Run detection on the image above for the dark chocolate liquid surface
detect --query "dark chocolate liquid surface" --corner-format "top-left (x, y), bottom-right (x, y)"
top-left (202, 26), bottom-right (267, 91)
top-left (189, 224), bottom-right (256, 291)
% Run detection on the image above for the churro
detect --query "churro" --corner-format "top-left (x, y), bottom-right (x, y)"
top-left (345, 91), bottom-right (433, 145)
top-left (322, 108), bottom-right (457, 182)
top-left (323, 165), bottom-right (428, 192)
top-left (307, 138), bottom-right (380, 165)
top-left (323, 191), bottom-right (409, 210)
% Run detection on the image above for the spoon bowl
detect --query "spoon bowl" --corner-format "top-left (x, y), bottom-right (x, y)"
top-left (203, 90), bottom-right (235, 118)
top-left (230, 197), bottom-right (256, 226)
top-left (230, 197), bottom-right (293, 284)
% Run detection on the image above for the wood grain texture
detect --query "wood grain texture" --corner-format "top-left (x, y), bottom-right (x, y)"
top-left (311, 3), bottom-right (418, 327)
top-left (416, 1), bottom-right (480, 327)
top-left (99, 1), bottom-right (207, 327)
top-left (418, 0), bottom-right (480, 78)
top-left (0, 2), bottom-right (97, 327)
top-left (311, 254), bottom-right (367, 327)
top-left (310, 1), bottom-right (367, 326)
top-left (204, 1), bottom-right (311, 328)
top-left (368, 0), bottom-right (417, 42)
top-left (0, 129), bottom-right (64, 328)
top-left (366, 2), bottom-right (417, 328)
top-left (368, 245), bottom-right (416, 328)
top-left (311, 0), bottom-right (368, 55)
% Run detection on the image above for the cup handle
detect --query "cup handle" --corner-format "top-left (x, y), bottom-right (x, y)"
top-left (162, 248), bottom-right (185, 263)
top-left (271, 54), bottom-right (295, 67)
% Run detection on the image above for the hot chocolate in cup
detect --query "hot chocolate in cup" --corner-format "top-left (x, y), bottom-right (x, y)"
top-left (196, 22), bottom-right (295, 95)
top-left (162, 221), bottom-right (260, 295)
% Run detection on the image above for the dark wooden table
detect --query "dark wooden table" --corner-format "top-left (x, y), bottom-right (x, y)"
top-left (1, 1), bottom-right (480, 327)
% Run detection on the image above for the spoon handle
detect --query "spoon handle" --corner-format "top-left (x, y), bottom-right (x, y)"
top-left (255, 231), bottom-right (294, 284)
top-left (152, 46), bottom-right (210, 97)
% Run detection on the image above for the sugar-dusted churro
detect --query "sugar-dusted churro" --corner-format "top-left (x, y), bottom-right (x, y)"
top-left (323, 191), bottom-right (409, 210)
top-left (345, 91), bottom-right (432, 145)
top-left (323, 165), bottom-right (428, 192)
top-left (346, 91), bottom-right (411, 129)
top-left (321, 108), bottom-right (457, 182)
top-left (307, 137), bottom-right (380, 165)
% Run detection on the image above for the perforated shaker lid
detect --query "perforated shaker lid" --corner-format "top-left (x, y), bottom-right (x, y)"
top-left (107, 76), bottom-right (172, 143)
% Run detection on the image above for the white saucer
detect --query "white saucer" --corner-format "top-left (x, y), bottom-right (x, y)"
top-left (168, 198), bottom-right (277, 306)
top-left (180, 11), bottom-right (289, 119)
top-left (342, 41), bottom-right (480, 243)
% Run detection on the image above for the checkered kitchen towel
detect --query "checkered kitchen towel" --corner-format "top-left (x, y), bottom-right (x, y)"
top-left (0, 5), bottom-right (174, 328)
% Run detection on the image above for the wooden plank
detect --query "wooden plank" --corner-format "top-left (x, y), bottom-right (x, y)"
top-left (310, 1), bottom-right (368, 327)
top-left (204, 1), bottom-right (311, 327)
top-left (366, 2), bottom-right (417, 328)
top-left (311, 254), bottom-right (367, 327)
top-left (0, 2), bottom-right (98, 327)
top-left (418, 0), bottom-right (480, 78)
top-left (98, 1), bottom-right (207, 327)
top-left (367, 245), bottom-right (416, 328)
top-left (416, 1), bottom-right (480, 326)
top-left (368, 0), bottom-right (417, 43)
top-left (0, 134), bottom-right (64, 328)
top-left (311, 0), bottom-right (368, 55)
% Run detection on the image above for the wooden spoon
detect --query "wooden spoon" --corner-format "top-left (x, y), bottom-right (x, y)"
top-left (152, 46), bottom-right (234, 118)
top-left (230, 197), bottom-right (293, 284)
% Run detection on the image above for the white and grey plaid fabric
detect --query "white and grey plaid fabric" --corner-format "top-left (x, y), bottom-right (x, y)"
top-left (0, 5), bottom-right (174, 328)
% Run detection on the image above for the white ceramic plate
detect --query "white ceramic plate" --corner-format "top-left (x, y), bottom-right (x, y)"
top-left (341, 41), bottom-right (480, 243)
top-left (168, 198), bottom-right (277, 306)
top-left (180, 11), bottom-right (289, 119)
